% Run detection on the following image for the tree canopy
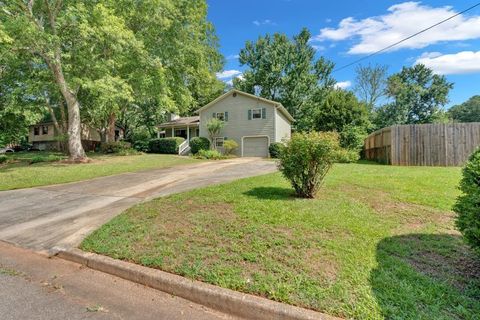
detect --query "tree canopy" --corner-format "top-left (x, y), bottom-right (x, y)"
top-left (374, 64), bottom-right (452, 129)
top-left (448, 95), bottom-right (480, 123)
top-left (233, 28), bottom-right (335, 130)
top-left (0, 0), bottom-right (223, 155)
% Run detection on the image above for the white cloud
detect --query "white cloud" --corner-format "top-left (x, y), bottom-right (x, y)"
top-left (253, 19), bottom-right (277, 26)
top-left (415, 50), bottom-right (480, 74)
top-left (216, 70), bottom-right (242, 79)
top-left (312, 45), bottom-right (326, 52)
top-left (335, 81), bottom-right (352, 89)
top-left (226, 54), bottom-right (240, 60)
top-left (313, 2), bottom-right (480, 54)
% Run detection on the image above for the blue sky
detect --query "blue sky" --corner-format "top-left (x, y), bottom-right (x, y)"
top-left (207, 0), bottom-right (480, 107)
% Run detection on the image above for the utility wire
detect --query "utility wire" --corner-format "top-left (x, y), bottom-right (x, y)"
top-left (332, 2), bottom-right (480, 73)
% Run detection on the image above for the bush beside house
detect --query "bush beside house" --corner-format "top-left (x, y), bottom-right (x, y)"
top-left (101, 141), bottom-right (132, 154)
top-left (269, 142), bottom-right (284, 158)
top-left (190, 137), bottom-right (210, 154)
top-left (223, 139), bottom-right (238, 155)
top-left (149, 137), bottom-right (185, 154)
top-left (454, 148), bottom-right (480, 253)
top-left (279, 131), bottom-right (342, 198)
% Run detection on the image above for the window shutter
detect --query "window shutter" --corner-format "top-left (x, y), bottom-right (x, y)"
top-left (248, 109), bottom-right (252, 120)
top-left (225, 112), bottom-right (228, 121)
top-left (224, 136), bottom-right (228, 140)
top-left (212, 112), bottom-right (216, 118)
top-left (262, 108), bottom-right (266, 119)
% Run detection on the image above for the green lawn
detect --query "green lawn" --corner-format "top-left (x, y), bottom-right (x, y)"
top-left (0, 152), bottom-right (201, 191)
top-left (81, 162), bottom-right (480, 320)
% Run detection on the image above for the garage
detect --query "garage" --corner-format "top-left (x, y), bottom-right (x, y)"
top-left (243, 136), bottom-right (269, 157)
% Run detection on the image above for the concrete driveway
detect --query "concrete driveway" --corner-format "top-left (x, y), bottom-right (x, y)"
top-left (0, 158), bottom-right (276, 252)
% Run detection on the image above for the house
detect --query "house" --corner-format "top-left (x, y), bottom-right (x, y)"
top-left (28, 121), bottom-right (105, 151)
top-left (158, 89), bottom-right (293, 157)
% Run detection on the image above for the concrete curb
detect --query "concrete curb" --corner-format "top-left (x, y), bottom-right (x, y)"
top-left (57, 248), bottom-right (341, 320)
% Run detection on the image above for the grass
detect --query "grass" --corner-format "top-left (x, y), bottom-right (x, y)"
top-left (0, 151), bottom-right (201, 191)
top-left (81, 162), bottom-right (480, 320)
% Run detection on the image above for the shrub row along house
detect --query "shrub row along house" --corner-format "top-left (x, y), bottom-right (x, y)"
top-left (158, 89), bottom-right (293, 157)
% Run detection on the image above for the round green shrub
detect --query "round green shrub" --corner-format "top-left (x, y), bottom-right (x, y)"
top-left (0, 155), bottom-right (8, 164)
top-left (190, 137), bottom-right (210, 154)
top-left (100, 141), bottom-right (132, 154)
top-left (223, 139), bottom-right (238, 155)
top-left (279, 131), bottom-right (342, 198)
top-left (454, 148), bottom-right (480, 253)
top-left (269, 142), bottom-right (284, 158)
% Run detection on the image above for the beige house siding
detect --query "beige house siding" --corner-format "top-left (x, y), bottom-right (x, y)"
top-left (29, 124), bottom-right (56, 142)
top-left (199, 93), bottom-right (276, 156)
top-left (275, 108), bottom-right (291, 143)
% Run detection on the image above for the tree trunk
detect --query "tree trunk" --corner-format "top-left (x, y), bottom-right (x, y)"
top-left (48, 60), bottom-right (86, 161)
top-left (106, 113), bottom-right (116, 142)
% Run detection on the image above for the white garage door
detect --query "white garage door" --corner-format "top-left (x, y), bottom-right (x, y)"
top-left (243, 137), bottom-right (269, 157)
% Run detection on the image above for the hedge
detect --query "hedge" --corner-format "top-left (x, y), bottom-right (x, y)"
top-left (190, 137), bottom-right (210, 154)
top-left (149, 137), bottom-right (185, 154)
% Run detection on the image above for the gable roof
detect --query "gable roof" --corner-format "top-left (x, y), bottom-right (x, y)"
top-left (196, 89), bottom-right (294, 122)
top-left (158, 116), bottom-right (200, 127)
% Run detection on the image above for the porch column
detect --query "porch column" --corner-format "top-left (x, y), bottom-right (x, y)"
top-left (157, 127), bottom-right (160, 139)
top-left (187, 125), bottom-right (190, 141)
top-left (172, 127), bottom-right (174, 137)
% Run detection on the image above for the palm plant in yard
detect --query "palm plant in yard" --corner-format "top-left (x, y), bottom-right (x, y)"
top-left (206, 118), bottom-right (225, 149)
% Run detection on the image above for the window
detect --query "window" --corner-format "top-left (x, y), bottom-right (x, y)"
top-left (175, 129), bottom-right (187, 139)
top-left (215, 112), bottom-right (225, 121)
top-left (215, 137), bottom-right (224, 148)
top-left (42, 126), bottom-right (48, 135)
top-left (252, 108), bottom-right (262, 119)
top-left (34, 127), bottom-right (40, 136)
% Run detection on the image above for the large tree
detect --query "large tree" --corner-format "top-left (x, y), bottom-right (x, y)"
top-left (1, 0), bottom-right (224, 156)
top-left (448, 95), bottom-right (480, 123)
top-left (375, 64), bottom-right (453, 128)
top-left (234, 28), bottom-right (335, 130)
top-left (354, 63), bottom-right (388, 111)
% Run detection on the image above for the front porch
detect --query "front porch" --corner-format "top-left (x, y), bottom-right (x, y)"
top-left (157, 115), bottom-right (200, 142)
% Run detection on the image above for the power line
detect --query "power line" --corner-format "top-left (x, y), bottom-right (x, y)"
top-left (332, 2), bottom-right (480, 73)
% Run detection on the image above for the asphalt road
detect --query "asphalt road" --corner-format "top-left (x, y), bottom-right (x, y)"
top-left (0, 241), bottom-right (236, 320)
top-left (0, 157), bottom-right (276, 252)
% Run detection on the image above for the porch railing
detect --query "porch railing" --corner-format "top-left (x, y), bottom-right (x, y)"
top-left (178, 140), bottom-right (190, 155)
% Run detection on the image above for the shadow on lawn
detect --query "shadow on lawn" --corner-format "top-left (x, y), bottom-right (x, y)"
top-left (370, 233), bottom-right (480, 319)
top-left (243, 186), bottom-right (296, 200)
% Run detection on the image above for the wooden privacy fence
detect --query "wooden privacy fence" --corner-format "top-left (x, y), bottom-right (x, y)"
top-left (364, 123), bottom-right (480, 166)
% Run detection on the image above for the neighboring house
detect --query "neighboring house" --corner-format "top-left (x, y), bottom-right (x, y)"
top-left (158, 89), bottom-right (293, 157)
top-left (28, 122), bottom-right (105, 151)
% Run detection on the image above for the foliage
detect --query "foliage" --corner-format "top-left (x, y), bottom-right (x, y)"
top-left (223, 139), bottom-right (238, 155)
top-left (269, 142), bottom-right (285, 158)
top-left (116, 148), bottom-right (142, 156)
top-left (0, 155), bottom-right (7, 164)
top-left (29, 154), bottom-right (62, 164)
top-left (100, 141), bottom-right (132, 154)
top-left (149, 138), bottom-right (185, 154)
top-left (312, 89), bottom-right (370, 134)
top-left (375, 64), bottom-right (453, 129)
top-left (354, 64), bottom-right (388, 111)
top-left (454, 148), bottom-right (480, 253)
top-left (448, 95), bottom-right (480, 123)
top-left (194, 149), bottom-right (225, 160)
top-left (278, 132), bottom-right (342, 198)
top-left (190, 137), bottom-right (211, 154)
top-left (132, 140), bottom-right (150, 153)
top-left (206, 118), bottom-right (225, 145)
top-left (234, 28), bottom-right (335, 130)
top-left (1, 0), bottom-right (224, 158)
top-left (336, 148), bottom-right (361, 163)
top-left (339, 124), bottom-right (367, 151)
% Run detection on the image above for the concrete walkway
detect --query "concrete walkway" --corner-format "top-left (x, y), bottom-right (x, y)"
top-left (0, 158), bottom-right (276, 252)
